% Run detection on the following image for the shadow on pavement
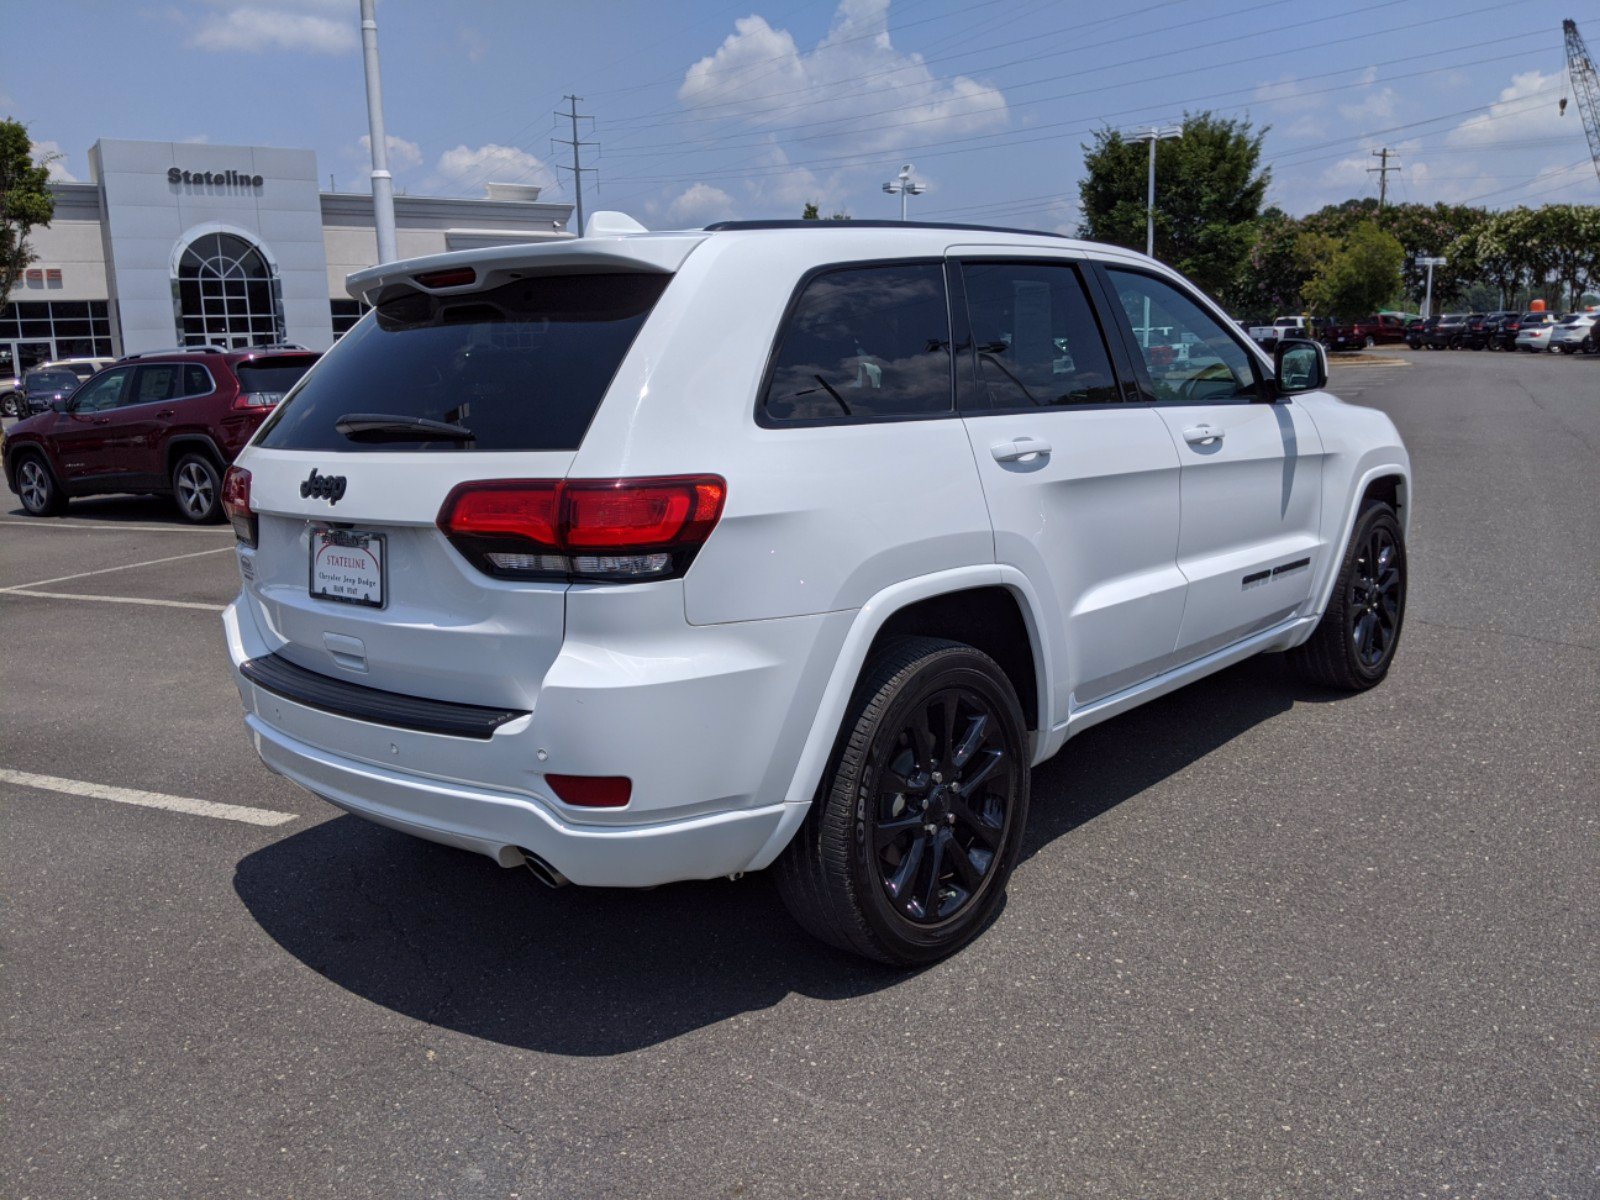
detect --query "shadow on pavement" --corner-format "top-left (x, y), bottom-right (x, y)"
top-left (4, 494), bottom-right (200, 524)
top-left (234, 654), bottom-right (1345, 1055)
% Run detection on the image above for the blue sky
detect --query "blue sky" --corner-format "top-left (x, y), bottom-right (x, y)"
top-left (11, 0), bottom-right (1597, 231)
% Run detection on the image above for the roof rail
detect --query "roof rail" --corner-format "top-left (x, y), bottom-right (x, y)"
top-left (702, 218), bottom-right (1073, 239)
top-left (117, 344), bottom-right (228, 360)
top-left (250, 341), bottom-right (309, 351)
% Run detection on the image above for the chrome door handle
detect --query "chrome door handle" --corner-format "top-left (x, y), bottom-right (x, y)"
top-left (1182, 423), bottom-right (1224, 445)
top-left (990, 436), bottom-right (1053, 462)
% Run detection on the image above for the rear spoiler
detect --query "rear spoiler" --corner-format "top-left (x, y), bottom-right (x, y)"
top-left (346, 221), bottom-right (707, 305)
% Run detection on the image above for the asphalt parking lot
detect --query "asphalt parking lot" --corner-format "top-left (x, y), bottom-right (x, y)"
top-left (2, 349), bottom-right (1596, 1198)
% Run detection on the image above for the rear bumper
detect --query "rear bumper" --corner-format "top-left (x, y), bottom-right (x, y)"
top-left (223, 587), bottom-right (842, 886)
top-left (245, 713), bottom-right (797, 886)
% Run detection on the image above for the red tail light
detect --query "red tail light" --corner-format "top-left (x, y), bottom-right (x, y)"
top-left (545, 774), bottom-right (632, 808)
top-left (221, 466), bottom-right (256, 547)
top-left (438, 475), bottom-right (726, 582)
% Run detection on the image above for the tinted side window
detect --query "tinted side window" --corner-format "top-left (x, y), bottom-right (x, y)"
top-left (71, 368), bottom-right (130, 412)
top-left (763, 263), bottom-right (951, 422)
top-left (958, 261), bottom-right (1119, 410)
top-left (131, 364), bottom-right (183, 405)
top-left (1105, 269), bottom-right (1258, 404)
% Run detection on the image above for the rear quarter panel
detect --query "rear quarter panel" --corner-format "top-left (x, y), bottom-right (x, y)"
top-left (568, 235), bottom-right (995, 626)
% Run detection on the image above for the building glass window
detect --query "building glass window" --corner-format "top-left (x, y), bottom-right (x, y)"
top-left (0, 299), bottom-right (115, 365)
top-left (330, 298), bottom-right (370, 340)
top-left (173, 231), bottom-right (284, 349)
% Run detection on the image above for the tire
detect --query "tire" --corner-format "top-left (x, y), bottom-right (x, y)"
top-left (1558, 345), bottom-right (1576, 355)
top-left (14, 452), bottom-right (67, 516)
top-left (2, 391), bottom-right (24, 418)
top-left (775, 636), bottom-right (1031, 965)
top-left (1288, 502), bottom-right (1406, 691)
top-left (1364, 335), bottom-right (1376, 348)
top-left (171, 452), bottom-right (224, 523)
top-left (1448, 336), bottom-right (1463, 350)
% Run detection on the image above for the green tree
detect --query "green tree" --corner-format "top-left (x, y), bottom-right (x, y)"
top-left (1077, 111), bottom-right (1270, 300)
top-left (800, 201), bottom-right (850, 221)
top-left (1301, 221), bottom-right (1405, 319)
top-left (1233, 207), bottom-right (1305, 317)
top-left (0, 118), bottom-right (57, 314)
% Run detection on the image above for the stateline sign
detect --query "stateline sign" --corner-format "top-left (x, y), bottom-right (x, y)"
top-left (167, 167), bottom-right (264, 188)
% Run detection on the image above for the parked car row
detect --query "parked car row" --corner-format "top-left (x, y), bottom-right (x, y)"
top-left (1403, 310), bottom-right (1598, 353)
top-left (1, 344), bottom-right (321, 522)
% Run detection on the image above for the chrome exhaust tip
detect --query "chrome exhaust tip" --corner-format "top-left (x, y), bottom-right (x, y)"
top-left (518, 848), bottom-right (569, 888)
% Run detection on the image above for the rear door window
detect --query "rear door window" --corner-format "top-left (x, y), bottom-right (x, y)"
top-left (957, 260), bottom-right (1120, 410)
top-left (761, 262), bottom-right (952, 423)
top-left (256, 273), bottom-right (669, 452)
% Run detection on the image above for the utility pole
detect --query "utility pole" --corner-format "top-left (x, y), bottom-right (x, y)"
top-left (359, 0), bottom-right (397, 264)
top-left (554, 95), bottom-right (598, 235)
top-left (1368, 147), bottom-right (1401, 211)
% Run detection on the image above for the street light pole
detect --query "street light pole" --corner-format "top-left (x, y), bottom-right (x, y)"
top-left (882, 163), bottom-right (927, 221)
top-left (359, 0), bottom-right (397, 265)
top-left (1133, 125), bottom-right (1181, 348)
top-left (1134, 125), bottom-right (1183, 259)
top-left (1418, 255), bottom-right (1447, 319)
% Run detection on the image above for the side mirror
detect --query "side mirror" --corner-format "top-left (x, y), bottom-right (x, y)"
top-left (1273, 338), bottom-right (1327, 397)
top-left (50, 398), bottom-right (68, 413)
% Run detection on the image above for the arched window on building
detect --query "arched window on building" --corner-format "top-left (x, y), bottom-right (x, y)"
top-left (173, 231), bottom-right (284, 349)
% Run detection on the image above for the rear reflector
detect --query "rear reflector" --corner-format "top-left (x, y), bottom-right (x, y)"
top-left (415, 266), bottom-right (476, 289)
top-left (545, 774), bottom-right (631, 808)
top-left (438, 476), bottom-right (726, 582)
top-left (221, 466), bottom-right (256, 547)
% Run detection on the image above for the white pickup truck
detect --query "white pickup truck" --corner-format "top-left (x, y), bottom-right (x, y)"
top-left (1249, 315), bottom-right (1309, 348)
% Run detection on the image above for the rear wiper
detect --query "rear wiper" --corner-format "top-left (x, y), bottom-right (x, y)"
top-left (335, 413), bottom-right (475, 442)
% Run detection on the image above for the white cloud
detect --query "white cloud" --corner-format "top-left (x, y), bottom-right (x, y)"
top-left (667, 182), bottom-right (736, 226)
top-left (187, 2), bottom-right (357, 55)
top-left (429, 143), bottom-right (556, 196)
top-left (1448, 69), bottom-right (1566, 147)
top-left (31, 140), bottom-right (76, 182)
top-left (358, 133), bottom-right (423, 171)
top-left (678, 0), bottom-right (1008, 155)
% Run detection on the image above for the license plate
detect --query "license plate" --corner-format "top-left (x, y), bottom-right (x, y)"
top-left (310, 527), bottom-right (385, 608)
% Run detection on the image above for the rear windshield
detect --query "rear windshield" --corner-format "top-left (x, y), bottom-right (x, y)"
top-left (26, 370), bottom-right (78, 393)
top-left (235, 355), bottom-right (319, 395)
top-left (256, 273), bottom-right (669, 452)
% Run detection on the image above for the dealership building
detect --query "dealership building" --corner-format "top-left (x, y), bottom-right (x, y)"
top-left (3, 138), bottom-right (574, 374)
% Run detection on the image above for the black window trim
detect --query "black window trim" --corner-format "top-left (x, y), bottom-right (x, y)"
top-left (1089, 261), bottom-right (1273, 408)
top-left (754, 256), bottom-right (959, 430)
top-left (948, 254), bottom-right (1142, 418)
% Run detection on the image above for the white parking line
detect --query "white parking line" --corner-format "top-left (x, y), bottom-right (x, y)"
top-left (0, 545), bottom-right (233, 593)
top-left (0, 768), bottom-right (296, 827)
top-left (1, 589), bottom-right (224, 612)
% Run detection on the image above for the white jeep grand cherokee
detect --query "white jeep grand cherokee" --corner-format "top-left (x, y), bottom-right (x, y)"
top-left (223, 217), bottom-right (1410, 964)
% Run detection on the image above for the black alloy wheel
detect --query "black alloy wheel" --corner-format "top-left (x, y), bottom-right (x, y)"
top-left (1349, 522), bottom-right (1403, 671)
top-left (869, 687), bottom-right (1014, 927)
top-left (1288, 502), bottom-right (1407, 690)
top-left (776, 637), bottom-right (1030, 964)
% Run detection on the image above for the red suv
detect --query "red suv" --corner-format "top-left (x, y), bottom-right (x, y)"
top-left (3, 346), bottom-right (319, 522)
